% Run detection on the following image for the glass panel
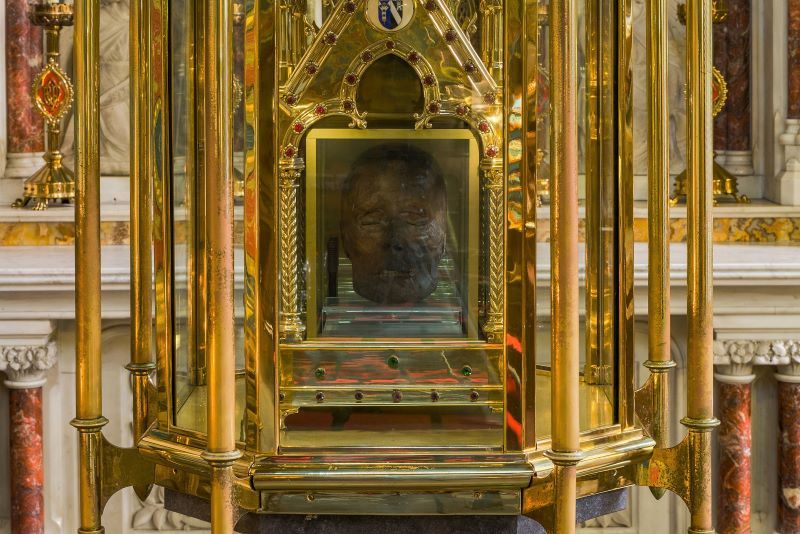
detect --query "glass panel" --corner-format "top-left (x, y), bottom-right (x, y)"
top-left (304, 130), bottom-right (481, 340)
top-left (233, 0), bottom-right (247, 437)
top-left (170, 0), bottom-right (193, 415)
top-left (534, 0), bottom-right (617, 440)
top-left (171, 1), bottom-right (248, 436)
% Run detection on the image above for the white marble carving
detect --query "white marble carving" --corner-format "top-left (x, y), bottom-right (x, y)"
top-left (713, 338), bottom-right (800, 366)
top-left (779, 119), bottom-right (800, 206)
top-left (131, 486), bottom-right (210, 532)
top-left (0, 342), bottom-right (56, 386)
top-left (60, 0), bottom-right (131, 176)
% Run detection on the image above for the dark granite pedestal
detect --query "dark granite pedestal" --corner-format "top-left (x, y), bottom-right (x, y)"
top-left (165, 488), bottom-right (627, 533)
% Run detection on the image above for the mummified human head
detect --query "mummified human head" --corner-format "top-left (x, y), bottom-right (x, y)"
top-left (341, 143), bottom-right (447, 304)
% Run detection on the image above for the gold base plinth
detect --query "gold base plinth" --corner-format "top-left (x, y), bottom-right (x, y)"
top-left (12, 161), bottom-right (75, 211)
top-left (670, 160), bottom-right (750, 206)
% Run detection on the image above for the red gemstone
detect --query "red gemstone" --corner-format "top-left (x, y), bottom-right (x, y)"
top-left (284, 93), bottom-right (297, 105)
top-left (455, 104), bottom-right (468, 116)
top-left (483, 92), bottom-right (497, 104)
top-left (345, 73), bottom-right (358, 85)
top-left (423, 74), bottom-right (436, 86)
top-left (444, 28), bottom-right (457, 42)
top-left (463, 61), bottom-right (476, 74)
top-left (486, 145), bottom-right (499, 158)
top-left (478, 120), bottom-right (490, 133)
top-left (343, 99), bottom-right (355, 111)
top-left (293, 122), bottom-right (304, 133)
top-left (361, 50), bottom-right (374, 62)
top-left (305, 62), bottom-right (318, 75)
top-left (424, 0), bottom-right (437, 10)
top-left (344, 0), bottom-right (356, 12)
top-left (315, 105), bottom-right (327, 115)
top-left (324, 32), bottom-right (338, 45)
top-left (283, 145), bottom-right (296, 158)
top-left (427, 101), bottom-right (440, 114)
top-left (408, 51), bottom-right (420, 64)
top-left (386, 39), bottom-right (395, 50)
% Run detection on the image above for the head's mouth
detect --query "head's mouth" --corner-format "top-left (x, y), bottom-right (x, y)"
top-left (379, 269), bottom-right (415, 280)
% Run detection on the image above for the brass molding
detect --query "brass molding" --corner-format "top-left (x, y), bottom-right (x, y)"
top-left (542, 450), bottom-right (585, 466)
top-left (201, 449), bottom-right (245, 467)
top-left (71, 416), bottom-right (109, 431)
top-left (637, 437), bottom-right (691, 505)
top-left (100, 436), bottom-right (157, 507)
top-left (681, 417), bottom-right (721, 431)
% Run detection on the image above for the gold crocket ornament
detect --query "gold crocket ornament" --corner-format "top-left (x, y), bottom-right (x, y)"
top-left (671, 1), bottom-right (749, 205)
top-left (13, 2), bottom-right (75, 211)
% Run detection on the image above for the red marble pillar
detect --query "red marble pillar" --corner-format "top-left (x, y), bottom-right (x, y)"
top-left (713, 0), bottom-right (752, 175)
top-left (716, 375), bottom-right (753, 534)
top-left (789, 0), bottom-right (800, 119)
top-left (778, 376), bottom-right (800, 533)
top-left (4, 0), bottom-right (44, 178)
top-left (8, 386), bottom-right (45, 534)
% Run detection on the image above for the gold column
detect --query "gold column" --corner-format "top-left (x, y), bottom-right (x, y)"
top-left (482, 163), bottom-right (505, 344)
top-left (644, 0), bottom-right (676, 468)
top-left (126, 0), bottom-right (155, 444)
top-left (684, 0), bottom-right (719, 532)
top-left (480, 0), bottom-right (504, 83)
top-left (545, 0), bottom-right (582, 531)
top-left (278, 162), bottom-right (306, 343)
top-left (70, 0), bottom-right (106, 532)
top-left (201, 0), bottom-right (241, 531)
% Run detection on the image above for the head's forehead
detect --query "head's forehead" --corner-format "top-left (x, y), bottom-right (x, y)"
top-left (343, 143), bottom-right (446, 202)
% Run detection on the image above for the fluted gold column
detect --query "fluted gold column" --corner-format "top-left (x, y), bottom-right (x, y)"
top-left (200, 0), bottom-right (241, 532)
top-left (684, 0), bottom-right (719, 532)
top-left (644, 0), bottom-right (676, 473)
top-left (126, 0), bottom-right (155, 445)
top-left (70, 0), bottom-right (106, 532)
top-left (545, 0), bottom-right (582, 531)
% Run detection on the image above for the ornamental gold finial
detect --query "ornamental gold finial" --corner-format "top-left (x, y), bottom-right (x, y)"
top-left (12, 2), bottom-right (75, 211)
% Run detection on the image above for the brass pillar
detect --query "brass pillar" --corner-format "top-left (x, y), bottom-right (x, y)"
top-left (200, 0), bottom-right (241, 531)
top-left (684, 0), bottom-right (719, 532)
top-left (644, 0), bottom-right (676, 474)
top-left (546, 0), bottom-right (582, 531)
top-left (70, 0), bottom-right (106, 532)
top-left (126, 0), bottom-right (155, 444)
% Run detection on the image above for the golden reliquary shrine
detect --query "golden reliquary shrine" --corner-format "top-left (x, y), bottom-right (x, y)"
top-left (69, 0), bottom-right (720, 531)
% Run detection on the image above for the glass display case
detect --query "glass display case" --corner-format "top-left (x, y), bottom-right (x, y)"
top-left (69, 0), bottom-right (720, 530)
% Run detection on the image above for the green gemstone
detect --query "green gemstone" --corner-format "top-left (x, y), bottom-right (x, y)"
top-left (315, 367), bottom-right (326, 379)
top-left (387, 355), bottom-right (400, 369)
top-left (461, 365), bottom-right (473, 377)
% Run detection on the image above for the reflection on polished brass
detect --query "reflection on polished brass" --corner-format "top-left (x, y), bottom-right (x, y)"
top-left (640, 0), bottom-right (677, 502)
top-left (683, 0), bottom-right (720, 531)
top-left (548, 0), bottom-right (582, 531)
top-left (128, 0), bottom-right (156, 445)
top-left (583, 0), bottom-right (616, 389)
top-left (12, 3), bottom-right (74, 211)
top-left (71, 0), bottom-right (106, 531)
top-left (201, 0), bottom-right (242, 530)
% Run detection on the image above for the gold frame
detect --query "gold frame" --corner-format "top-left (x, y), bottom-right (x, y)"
top-left (304, 127), bottom-right (481, 340)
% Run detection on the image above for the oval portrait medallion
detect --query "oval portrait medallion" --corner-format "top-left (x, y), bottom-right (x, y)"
top-left (366, 0), bottom-right (414, 32)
